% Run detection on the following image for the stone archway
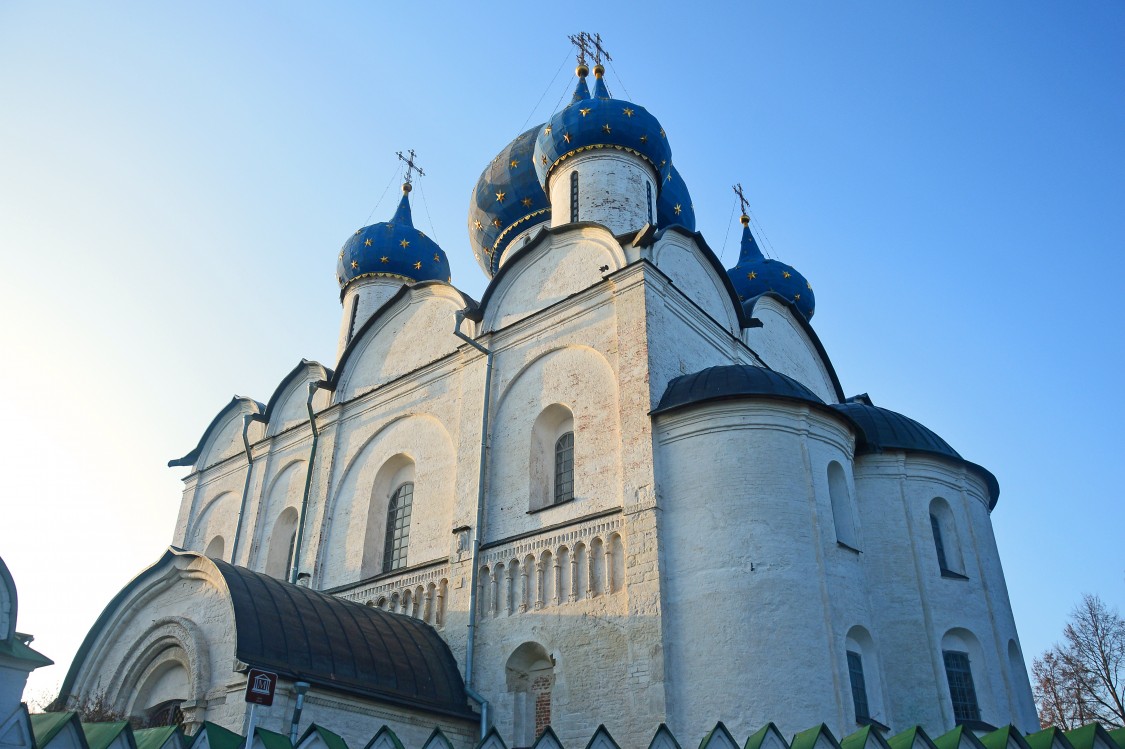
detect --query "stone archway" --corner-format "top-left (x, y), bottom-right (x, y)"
top-left (506, 642), bottom-right (555, 747)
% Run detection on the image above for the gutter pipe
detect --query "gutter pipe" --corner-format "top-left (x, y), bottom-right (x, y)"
top-left (230, 414), bottom-right (257, 564)
top-left (290, 381), bottom-right (325, 584)
top-left (453, 308), bottom-right (493, 738)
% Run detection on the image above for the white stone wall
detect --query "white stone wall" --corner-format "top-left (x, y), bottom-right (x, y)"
top-left (851, 453), bottom-right (1037, 732)
top-left (653, 401), bottom-right (859, 740)
top-left (336, 279), bottom-right (405, 362)
top-left (742, 296), bottom-right (839, 404)
top-left (549, 152), bottom-right (656, 236)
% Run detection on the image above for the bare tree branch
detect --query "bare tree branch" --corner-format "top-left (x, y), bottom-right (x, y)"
top-left (1034, 594), bottom-right (1125, 729)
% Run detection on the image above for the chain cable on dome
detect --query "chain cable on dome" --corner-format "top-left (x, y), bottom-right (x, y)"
top-left (720, 197), bottom-right (737, 264)
top-left (363, 168), bottom-right (398, 226)
top-left (747, 209), bottom-right (778, 260)
top-left (519, 49), bottom-right (573, 135)
top-left (417, 177), bottom-right (439, 244)
top-left (606, 57), bottom-right (632, 101)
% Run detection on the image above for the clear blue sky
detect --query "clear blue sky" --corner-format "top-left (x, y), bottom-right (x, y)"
top-left (1, 1), bottom-right (1122, 706)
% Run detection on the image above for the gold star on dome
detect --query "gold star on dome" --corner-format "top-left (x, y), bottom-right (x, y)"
top-left (673, 204), bottom-right (682, 215)
top-left (380, 256), bottom-right (389, 263)
top-left (640, 134), bottom-right (648, 144)
top-left (579, 108), bottom-right (591, 117)
top-left (496, 190), bottom-right (506, 202)
top-left (338, 250), bottom-right (344, 259)
top-left (351, 260), bottom-right (358, 269)
top-left (747, 271), bottom-right (757, 280)
top-left (474, 220), bottom-right (483, 231)
top-left (492, 218), bottom-right (502, 228)
top-left (602, 123), bottom-right (611, 134)
top-left (433, 253), bottom-right (440, 262)
top-left (413, 261), bottom-right (422, 270)
top-left (623, 107), bottom-right (634, 117)
top-left (794, 293), bottom-right (801, 300)
top-left (665, 173), bottom-right (672, 183)
top-left (510, 159), bottom-right (519, 168)
top-left (521, 197), bottom-right (533, 207)
top-left (400, 239), bottom-right (410, 248)
top-left (364, 238), bottom-right (372, 247)
top-left (354, 229), bottom-right (361, 235)
top-left (782, 271), bottom-right (791, 278)
top-left (541, 155), bottom-right (548, 165)
top-left (563, 132), bottom-right (572, 144)
top-left (660, 159), bottom-right (667, 167)
top-left (807, 281), bottom-right (812, 290)
top-left (418, 230), bottom-right (426, 238)
top-left (659, 128), bottom-right (666, 138)
top-left (544, 125), bottom-right (552, 135)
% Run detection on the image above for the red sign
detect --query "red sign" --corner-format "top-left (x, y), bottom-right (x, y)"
top-left (245, 668), bottom-right (278, 706)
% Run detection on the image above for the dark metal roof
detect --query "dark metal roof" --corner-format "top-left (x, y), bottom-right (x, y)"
top-left (653, 365), bottom-right (825, 415)
top-left (831, 402), bottom-right (999, 508)
top-left (831, 402), bottom-right (961, 460)
top-left (211, 559), bottom-right (473, 719)
top-left (60, 550), bottom-right (472, 720)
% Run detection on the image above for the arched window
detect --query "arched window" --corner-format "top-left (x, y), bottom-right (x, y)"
top-left (942, 628), bottom-right (989, 725)
top-left (362, 455), bottom-right (415, 578)
top-left (383, 482), bottom-right (413, 572)
top-left (530, 404), bottom-right (575, 511)
top-left (266, 507), bottom-right (299, 579)
top-left (203, 535), bottom-right (225, 560)
top-left (828, 461), bottom-right (858, 549)
top-left (929, 497), bottom-right (965, 578)
top-left (845, 625), bottom-right (884, 726)
top-left (555, 432), bottom-right (574, 503)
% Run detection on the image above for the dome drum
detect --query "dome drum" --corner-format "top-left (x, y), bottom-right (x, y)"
top-left (548, 150), bottom-right (658, 236)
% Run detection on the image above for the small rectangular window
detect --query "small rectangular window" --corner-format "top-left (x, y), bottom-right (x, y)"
top-left (943, 650), bottom-right (981, 723)
top-left (931, 513), bottom-right (949, 572)
top-left (847, 650), bottom-right (870, 722)
top-left (570, 171), bottom-right (579, 223)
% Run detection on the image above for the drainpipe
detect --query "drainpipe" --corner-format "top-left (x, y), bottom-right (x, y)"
top-left (453, 308), bottom-right (493, 738)
top-left (290, 381), bottom-right (326, 584)
top-left (230, 414), bottom-right (257, 565)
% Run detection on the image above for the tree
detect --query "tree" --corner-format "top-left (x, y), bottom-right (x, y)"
top-left (1033, 594), bottom-right (1125, 729)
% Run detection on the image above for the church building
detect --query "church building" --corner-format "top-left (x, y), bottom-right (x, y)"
top-left (59, 44), bottom-right (1040, 749)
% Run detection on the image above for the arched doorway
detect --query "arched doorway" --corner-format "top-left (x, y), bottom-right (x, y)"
top-left (505, 642), bottom-right (555, 746)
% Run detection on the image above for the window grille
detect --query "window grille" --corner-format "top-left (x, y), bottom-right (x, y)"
top-left (847, 650), bottom-right (870, 722)
top-left (931, 513), bottom-right (949, 572)
top-left (555, 432), bottom-right (574, 503)
top-left (943, 650), bottom-right (981, 723)
top-left (383, 482), bottom-right (414, 571)
top-left (570, 171), bottom-right (579, 222)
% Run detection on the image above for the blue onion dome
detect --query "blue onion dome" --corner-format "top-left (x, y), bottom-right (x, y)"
top-left (337, 184), bottom-right (451, 292)
top-left (533, 63), bottom-right (673, 192)
top-left (468, 126), bottom-right (552, 278)
top-left (727, 214), bottom-right (815, 320)
top-left (656, 165), bottom-right (695, 230)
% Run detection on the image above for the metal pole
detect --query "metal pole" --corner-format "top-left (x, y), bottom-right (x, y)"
top-left (288, 682), bottom-right (310, 744)
top-left (245, 703), bottom-right (258, 749)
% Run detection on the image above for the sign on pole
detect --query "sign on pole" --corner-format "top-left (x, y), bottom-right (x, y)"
top-left (245, 668), bottom-right (278, 707)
